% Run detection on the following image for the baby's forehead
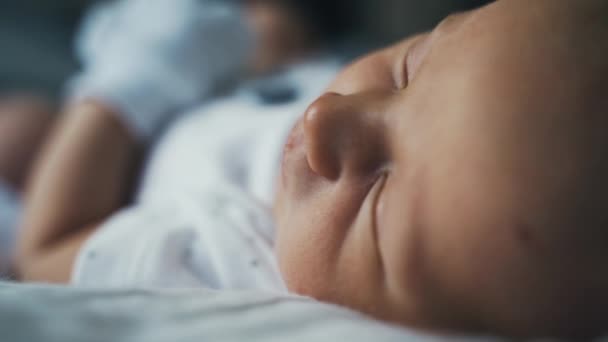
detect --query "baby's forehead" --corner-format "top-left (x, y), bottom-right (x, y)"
top-left (441, 0), bottom-right (608, 112)
top-left (373, 0), bottom-right (608, 123)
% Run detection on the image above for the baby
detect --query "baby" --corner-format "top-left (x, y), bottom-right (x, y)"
top-left (16, 0), bottom-right (608, 340)
top-left (275, 0), bottom-right (608, 338)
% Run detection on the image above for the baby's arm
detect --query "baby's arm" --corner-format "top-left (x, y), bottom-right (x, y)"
top-left (15, 102), bottom-right (139, 283)
top-left (15, 0), bottom-right (252, 283)
top-left (0, 95), bottom-right (55, 192)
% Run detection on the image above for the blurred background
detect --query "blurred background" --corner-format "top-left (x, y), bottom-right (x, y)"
top-left (0, 1), bottom-right (84, 99)
top-left (0, 0), bottom-right (491, 102)
top-left (0, 0), bottom-right (493, 275)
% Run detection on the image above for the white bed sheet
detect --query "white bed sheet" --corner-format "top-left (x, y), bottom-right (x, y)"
top-left (0, 282), bottom-right (492, 342)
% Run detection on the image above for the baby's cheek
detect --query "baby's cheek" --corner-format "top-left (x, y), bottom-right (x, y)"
top-left (275, 227), bottom-right (336, 299)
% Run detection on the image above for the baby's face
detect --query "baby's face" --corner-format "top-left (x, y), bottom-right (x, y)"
top-left (274, 0), bottom-right (608, 338)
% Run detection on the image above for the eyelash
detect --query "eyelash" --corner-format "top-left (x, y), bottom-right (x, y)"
top-left (396, 34), bottom-right (431, 89)
top-left (394, 41), bottom-right (418, 90)
top-left (394, 54), bottom-right (410, 90)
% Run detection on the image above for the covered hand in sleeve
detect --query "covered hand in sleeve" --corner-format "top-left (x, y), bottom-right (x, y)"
top-left (68, 0), bottom-right (253, 140)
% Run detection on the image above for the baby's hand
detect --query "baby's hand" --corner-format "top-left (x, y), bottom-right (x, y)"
top-left (69, 0), bottom-right (252, 141)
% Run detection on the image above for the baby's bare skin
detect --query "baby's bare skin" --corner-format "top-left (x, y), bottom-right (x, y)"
top-left (0, 95), bottom-right (54, 191)
top-left (275, 0), bottom-right (608, 338)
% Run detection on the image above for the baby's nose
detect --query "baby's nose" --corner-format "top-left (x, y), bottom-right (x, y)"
top-left (303, 92), bottom-right (389, 181)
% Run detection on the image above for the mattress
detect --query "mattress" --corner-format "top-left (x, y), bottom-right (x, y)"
top-left (0, 282), bottom-right (487, 342)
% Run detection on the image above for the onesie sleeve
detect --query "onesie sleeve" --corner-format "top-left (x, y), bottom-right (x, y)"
top-left (71, 199), bottom-right (205, 288)
top-left (71, 186), bottom-right (285, 292)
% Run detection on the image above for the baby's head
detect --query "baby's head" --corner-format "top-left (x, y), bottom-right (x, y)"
top-left (274, 0), bottom-right (608, 339)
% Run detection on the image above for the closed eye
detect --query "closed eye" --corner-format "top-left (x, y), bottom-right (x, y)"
top-left (394, 33), bottom-right (432, 89)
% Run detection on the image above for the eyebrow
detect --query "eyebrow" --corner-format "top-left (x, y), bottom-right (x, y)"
top-left (403, 11), bottom-right (474, 83)
top-left (434, 10), bottom-right (474, 37)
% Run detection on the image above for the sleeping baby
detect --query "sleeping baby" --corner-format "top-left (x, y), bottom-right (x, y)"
top-left (16, 0), bottom-right (608, 339)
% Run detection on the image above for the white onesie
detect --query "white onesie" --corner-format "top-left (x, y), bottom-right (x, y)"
top-left (71, 60), bottom-right (339, 291)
